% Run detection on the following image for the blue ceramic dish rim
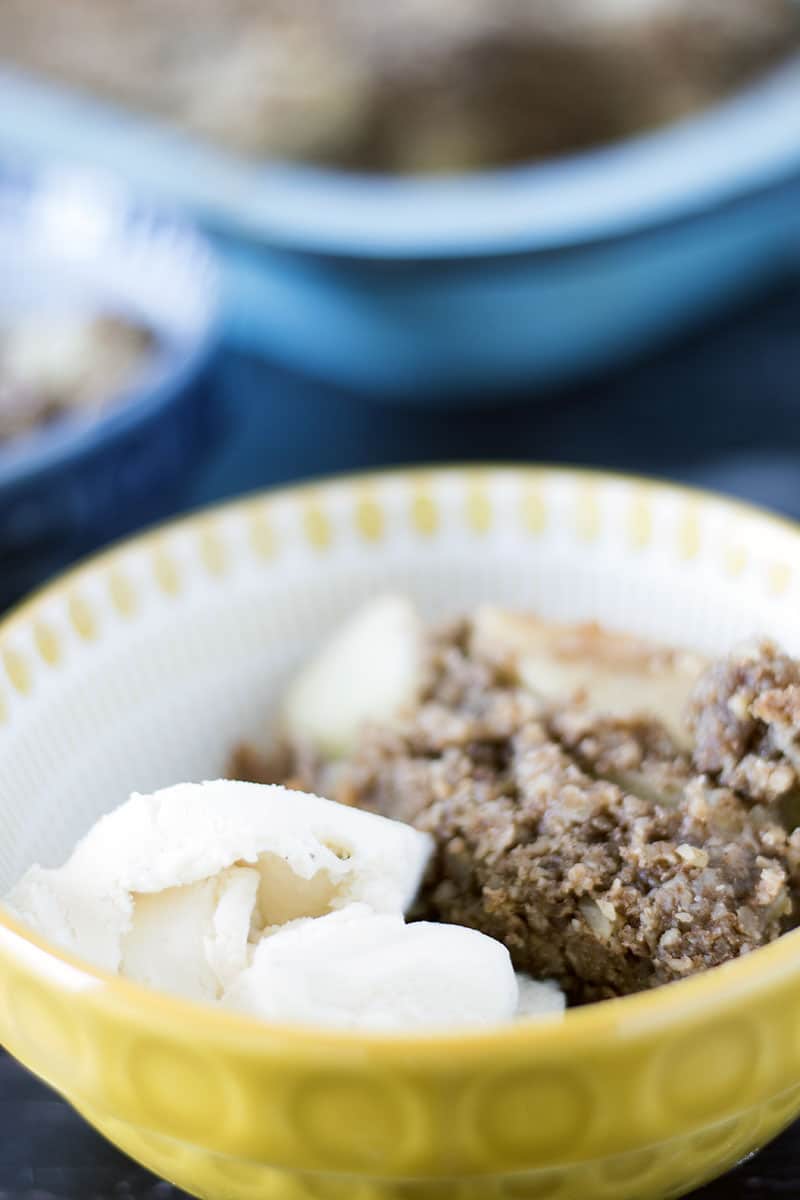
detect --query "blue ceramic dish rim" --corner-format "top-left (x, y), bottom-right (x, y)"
top-left (1, 56), bottom-right (799, 259)
top-left (0, 175), bottom-right (221, 492)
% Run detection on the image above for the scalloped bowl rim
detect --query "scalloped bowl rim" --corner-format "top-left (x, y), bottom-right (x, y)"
top-left (3, 465), bottom-right (800, 1057)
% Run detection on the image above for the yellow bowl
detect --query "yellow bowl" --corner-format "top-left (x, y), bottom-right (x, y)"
top-left (3, 466), bottom-right (800, 1200)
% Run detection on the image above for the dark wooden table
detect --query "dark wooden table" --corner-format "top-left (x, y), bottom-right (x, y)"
top-left (4, 281), bottom-right (800, 1197)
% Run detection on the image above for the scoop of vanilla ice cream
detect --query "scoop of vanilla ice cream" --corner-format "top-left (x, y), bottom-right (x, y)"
top-left (222, 904), bottom-right (519, 1030)
top-left (121, 866), bottom-right (260, 1002)
top-left (5, 780), bottom-right (433, 973)
top-left (4, 779), bottom-right (566, 1029)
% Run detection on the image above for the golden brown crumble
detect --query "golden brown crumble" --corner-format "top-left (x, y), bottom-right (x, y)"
top-left (228, 619), bottom-right (800, 1004)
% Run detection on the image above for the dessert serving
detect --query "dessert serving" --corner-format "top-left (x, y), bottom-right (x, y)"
top-left (231, 597), bottom-right (800, 1005)
top-left (1, 0), bottom-right (798, 172)
top-left (5, 469), bottom-right (800, 1200)
top-left (7, 591), bottom-right (799, 1026)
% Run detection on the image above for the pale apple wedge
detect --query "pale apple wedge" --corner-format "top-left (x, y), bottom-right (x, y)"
top-left (283, 594), bottom-right (424, 758)
top-left (471, 606), bottom-right (705, 750)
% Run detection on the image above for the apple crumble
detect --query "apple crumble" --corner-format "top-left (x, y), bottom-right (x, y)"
top-left (229, 602), bottom-right (800, 1005)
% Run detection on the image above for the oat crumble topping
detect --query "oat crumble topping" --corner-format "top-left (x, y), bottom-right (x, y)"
top-left (229, 616), bottom-right (800, 1004)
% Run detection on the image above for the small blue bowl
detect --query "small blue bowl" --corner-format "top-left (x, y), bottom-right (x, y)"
top-left (1, 59), bottom-right (799, 399)
top-left (0, 165), bottom-right (220, 609)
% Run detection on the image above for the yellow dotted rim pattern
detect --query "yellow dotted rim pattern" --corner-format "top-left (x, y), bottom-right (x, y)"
top-left (0, 465), bottom-right (794, 721)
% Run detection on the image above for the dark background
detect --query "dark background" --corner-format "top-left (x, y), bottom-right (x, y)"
top-left (3, 276), bottom-right (800, 1199)
top-left (192, 279), bottom-right (800, 519)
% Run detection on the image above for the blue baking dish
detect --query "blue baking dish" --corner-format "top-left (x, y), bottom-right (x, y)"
top-left (0, 165), bottom-right (221, 608)
top-left (1, 59), bottom-right (798, 399)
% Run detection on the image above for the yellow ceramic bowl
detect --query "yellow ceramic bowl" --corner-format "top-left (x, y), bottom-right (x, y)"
top-left (3, 466), bottom-right (800, 1200)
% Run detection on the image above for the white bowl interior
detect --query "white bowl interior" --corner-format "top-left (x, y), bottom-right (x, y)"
top-left (2, 469), bottom-right (799, 895)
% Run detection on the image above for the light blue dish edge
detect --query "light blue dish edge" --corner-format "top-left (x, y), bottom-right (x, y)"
top-left (0, 58), bottom-right (799, 259)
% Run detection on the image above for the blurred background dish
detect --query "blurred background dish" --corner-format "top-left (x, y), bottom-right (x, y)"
top-left (0, 165), bottom-right (220, 610)
top-left (0, 6), bottom-right (798, 396)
